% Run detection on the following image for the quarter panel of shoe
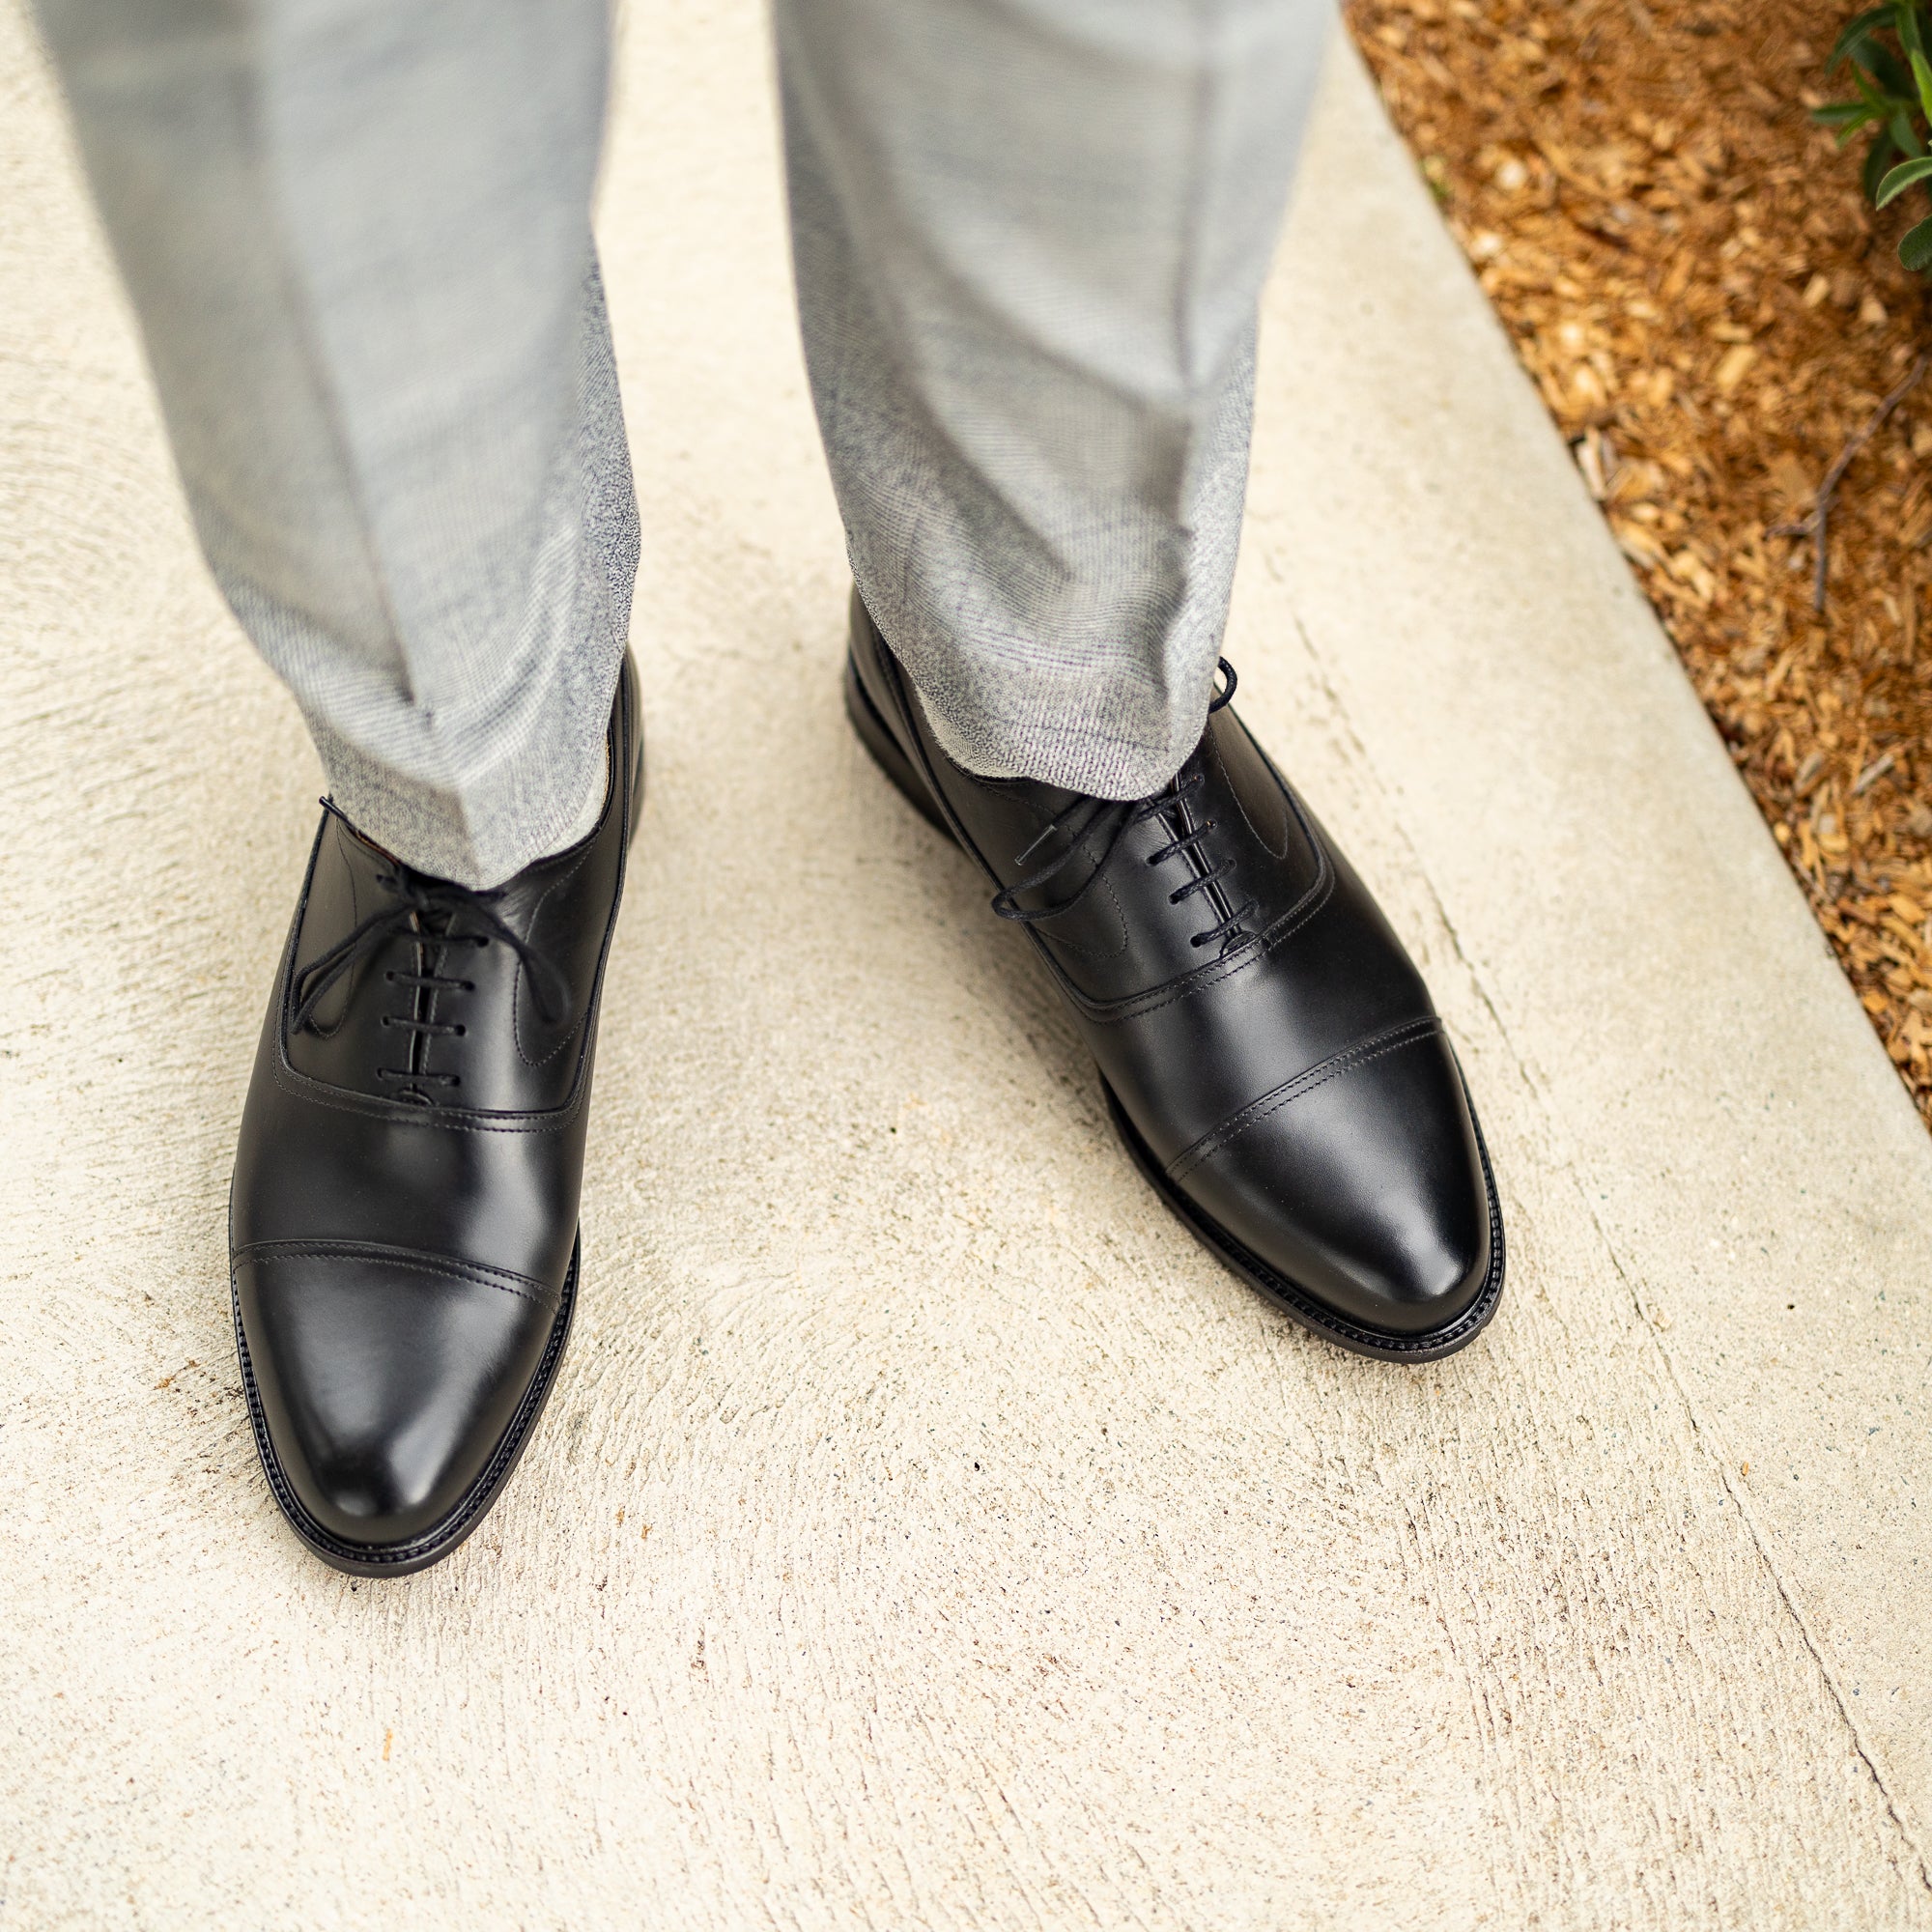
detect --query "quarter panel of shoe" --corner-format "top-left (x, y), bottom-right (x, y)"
top-left (286, 819), bottom-right (388, 1087)
top-left (884, 683), bottom-right (1326, 1007)
top-left (879, 674), bottom-right (1287, 1002)
top-left (285, 819), bottom-right (496, 1104)
top-left (1022, 801), bottom-right (1249, 1001)
top-left (1206, 704), bottom-right (1296, 859)
top-left (458, 810), bottom-right (624, 1115)
top-left (1021, 715), bottom-right (1326, 1004)
top-left (933, 770), bottom-right (1135, 967)
top-left (237, 1250), bottom-right (557, 1544)
top-left (1178, 1033), bottom-right (1492, 1333)
top-left (854, 592), bottom-right (1432, 1052)
top-left (284, 801), bottom-right (621, 1118)
top-left (504, 837), bottom-right (623, 1099)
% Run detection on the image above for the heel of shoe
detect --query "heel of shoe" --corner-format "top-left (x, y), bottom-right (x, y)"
top-left (842, 653), bottom-right (951, 837)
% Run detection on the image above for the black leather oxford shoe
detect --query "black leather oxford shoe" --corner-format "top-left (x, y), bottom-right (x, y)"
top-left (229, 655), bottom-right (643, 1573)
top-left (845, 593), bottom-right (1503, 1361)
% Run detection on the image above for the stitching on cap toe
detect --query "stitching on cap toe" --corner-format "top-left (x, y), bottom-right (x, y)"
top-left (231, 1238), bottom-right (554, 1303)
top-left (1165, 1016), bottom-right (1444, 1183)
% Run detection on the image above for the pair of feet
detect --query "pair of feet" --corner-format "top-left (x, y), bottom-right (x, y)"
top-left (230, 596), bottom-right (1506, 1575)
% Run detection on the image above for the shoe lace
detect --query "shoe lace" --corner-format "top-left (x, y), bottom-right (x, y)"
top-left (989, 660), bottom-right (1260, 953)
top-left (289, 808), bottom-right (573, 1099)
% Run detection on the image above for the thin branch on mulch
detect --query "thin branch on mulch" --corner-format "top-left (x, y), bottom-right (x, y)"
top-left (1769, 350), bottom-right (1929, 613)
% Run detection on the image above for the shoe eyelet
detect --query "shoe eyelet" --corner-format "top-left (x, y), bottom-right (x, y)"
top-left (454, 1025), bottom-right (467, 1037)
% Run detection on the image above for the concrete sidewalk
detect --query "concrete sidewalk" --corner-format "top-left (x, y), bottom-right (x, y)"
top-left (3, 4), bottom-right (1929, 1925)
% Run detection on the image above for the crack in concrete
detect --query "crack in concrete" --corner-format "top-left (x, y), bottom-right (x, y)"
top-left (1288, 603), bottom-right (1932, 1896)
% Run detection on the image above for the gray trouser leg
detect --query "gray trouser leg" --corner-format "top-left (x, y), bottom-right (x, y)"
top-left (776, 0), bottom-right (1331, 799)
top-left (34, 0), bottom-right (639, 889)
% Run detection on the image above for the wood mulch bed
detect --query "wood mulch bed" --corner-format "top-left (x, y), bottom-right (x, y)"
top-left (1343, 0), bottom-right (1932, 1125)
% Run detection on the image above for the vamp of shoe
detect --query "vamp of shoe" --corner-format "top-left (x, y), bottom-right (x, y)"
top-left (845, 594), bottom-right (1503, 1361)
top-left (229, 656), bottom-right (641, 1573)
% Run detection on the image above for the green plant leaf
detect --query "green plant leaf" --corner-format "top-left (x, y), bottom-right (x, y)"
top-left (1831, 4), bottom-right (1899, 68)
top-left (1850, 68), bottom-right (1918, 130)
top-left (1859, 43), bottom-right (1917, 96)
top-left (1828, 8), bottom-right (1932, 246)
top-left (1866, 129), bottom-right (1903, 199)
top-left (1912, 45), bottom-right (1932, 115)
top-left (1876, 154), bottom-right (1932, 201)
top-left (1902, 0), bottom-right (1928, 60)
top-left (1899, 212), bottom-right (1932, 270)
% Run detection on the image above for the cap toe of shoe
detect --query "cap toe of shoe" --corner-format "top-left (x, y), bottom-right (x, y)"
top-left (233, 1244), bottom-right (560, 1558)
top-left (1179, 1030), bottom-right (1494, 1342)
